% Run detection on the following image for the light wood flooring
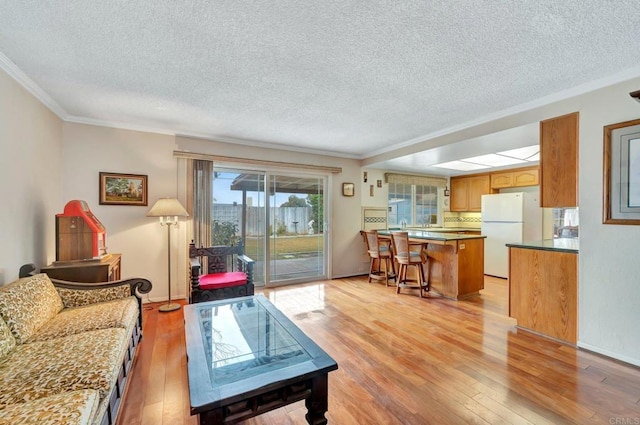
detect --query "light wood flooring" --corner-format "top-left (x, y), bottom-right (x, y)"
top-left (117, 276), bottom-right (640, 424)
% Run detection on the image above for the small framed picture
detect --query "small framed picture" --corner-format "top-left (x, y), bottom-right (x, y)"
top-left (604, 118), bottom-right (640, 224)
top-left (342, 182), bottom-right (355, 197)
top-left (99, 172), bottom-right (148, 206)
top-left (377, 179), bottom-right (382, 188)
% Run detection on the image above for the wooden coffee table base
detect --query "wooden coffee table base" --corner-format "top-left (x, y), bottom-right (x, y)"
top-left (197, 374), bottom-right (329, 425)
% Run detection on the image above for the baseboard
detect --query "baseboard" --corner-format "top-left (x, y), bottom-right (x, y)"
top-left (144, 295), bottom-right (188, 303)
top-left (577, 341), bottom-right (640, 368)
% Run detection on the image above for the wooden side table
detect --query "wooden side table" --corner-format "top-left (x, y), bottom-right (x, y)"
top-left (41, 254), bottom-right (121, 282)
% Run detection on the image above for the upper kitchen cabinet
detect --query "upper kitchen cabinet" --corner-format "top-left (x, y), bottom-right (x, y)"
top-left (450, 175), bottom-right (490, 212)
top-left (490, 167), bottom-right (539, 189)
top-left (540, 112), bottom-right (579, 207)
top-left (450, 177), bottom-right (469, 211)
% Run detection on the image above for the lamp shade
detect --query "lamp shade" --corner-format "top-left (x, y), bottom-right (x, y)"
top-left (147, 198), bottom-right (189, 217)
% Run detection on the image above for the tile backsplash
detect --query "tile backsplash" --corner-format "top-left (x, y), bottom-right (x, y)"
top-left (443, 212), bottom-right (481, 228)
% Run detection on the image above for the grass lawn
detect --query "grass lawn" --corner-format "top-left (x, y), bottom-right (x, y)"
top-left (244, 234), bottom-right (324, 259)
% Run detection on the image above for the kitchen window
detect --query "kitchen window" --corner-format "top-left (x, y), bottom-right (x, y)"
top-left (385, 173), bottom-right (445, 227)
top-left (553, 207), bottom-right (579, 238)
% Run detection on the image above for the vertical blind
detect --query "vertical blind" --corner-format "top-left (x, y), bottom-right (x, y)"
top-left (192, 159), bottom-right (213, 247)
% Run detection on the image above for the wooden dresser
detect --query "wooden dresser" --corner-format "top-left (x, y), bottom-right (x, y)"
top-left (41, 253), bottom-right (121, 283)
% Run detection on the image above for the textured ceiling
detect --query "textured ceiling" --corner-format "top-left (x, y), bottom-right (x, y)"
top-left (1, 0), bottom-right (640, 161)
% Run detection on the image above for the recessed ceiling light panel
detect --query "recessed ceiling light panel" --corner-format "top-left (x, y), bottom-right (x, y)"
top-left (497, 145), bottom-right (540, 161)
top-left (463, 154), bottom-right (526, 167)
top-left (432, 161), bottom-right (491, 171)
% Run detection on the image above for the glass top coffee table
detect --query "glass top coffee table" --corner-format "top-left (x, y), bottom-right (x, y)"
top-left (184, 295), bottom-right (338, 425)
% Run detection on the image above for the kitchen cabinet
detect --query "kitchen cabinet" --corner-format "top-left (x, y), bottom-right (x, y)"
top-left (540, 112), bottom-right (579, 207)
top-left (508, 243), bottom-right (577, 344)
top-left (490, 167), bottom-right (539, 189)
top-left (450, 175), bottom-right (490, 212)
top-left (450, 177), bottom-right (469, 211)
top-left (452, 167), bottom-right (539, 211)
top-left (468, 175), bottom-right (490, 210)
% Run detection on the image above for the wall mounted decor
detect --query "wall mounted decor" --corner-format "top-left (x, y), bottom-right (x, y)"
top-left (342, 182), bottom-right (355, 197)
top-left (99, 172), bottom-right (148, 206)
top-left (603, 118), bottom-right (640, 224)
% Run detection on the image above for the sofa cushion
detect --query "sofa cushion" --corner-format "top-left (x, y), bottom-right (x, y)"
top-left (27, 297), bottom-right (139, 343)
top-left (0, 317), bottom-right (16, 360)
top-left (0, 328), bottom-right (127, 406)
top-left (200, 271), bottom-right (247, 290)
top-left (0, 389), bottom-right (99, 425)
top-left (0, 274), bottom-right (63, 344)
top-left (57, 285), bottom-right (131, 309)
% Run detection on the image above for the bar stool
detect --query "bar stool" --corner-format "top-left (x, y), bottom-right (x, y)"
top-left (390, 231), bottom-right (429, 297)
top-left (364, 230), bottom-right (396, 286)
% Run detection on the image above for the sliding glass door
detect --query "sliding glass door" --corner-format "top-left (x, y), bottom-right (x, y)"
top-left (267, 174), bottom-right (326, 284)
top-left (211, 168), bottom-right (328, 286)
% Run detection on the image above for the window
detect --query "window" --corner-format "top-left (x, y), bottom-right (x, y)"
top-left (385, 173), bottom-right (445, 227)
top-left (388, 181), bottom-right (440, 227)
top-left (553, 207), bottom-right (579, 238)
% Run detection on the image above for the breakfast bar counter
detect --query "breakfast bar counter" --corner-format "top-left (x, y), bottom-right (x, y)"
top-left (506, 238), bottom-right (579, 253)
top-left (376, 230), bottom-right (486, 300)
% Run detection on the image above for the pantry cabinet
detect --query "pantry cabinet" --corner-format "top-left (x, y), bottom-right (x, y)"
top-left (540, 112), bottom-right (579, 207)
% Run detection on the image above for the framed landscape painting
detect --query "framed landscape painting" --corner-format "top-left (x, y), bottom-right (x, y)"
top-left (603, 118), bottom-right (640, 224)
top-left (99, 172), bottom-right (148, 206)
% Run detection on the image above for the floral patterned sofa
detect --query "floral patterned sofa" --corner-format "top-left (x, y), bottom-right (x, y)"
top-left (0, 267), bottom-right (152, 425)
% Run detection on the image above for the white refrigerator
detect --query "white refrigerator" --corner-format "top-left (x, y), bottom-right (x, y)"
top-left (481, 191), bottom-right (542, 278)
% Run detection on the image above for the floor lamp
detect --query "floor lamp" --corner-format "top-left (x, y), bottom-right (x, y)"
top-left (147, 198), bottom-right (189, 312)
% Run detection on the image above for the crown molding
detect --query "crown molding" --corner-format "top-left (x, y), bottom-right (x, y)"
top-left (65, 115), bottom-right (177, 137)
top-left (66, 115), bottom-right (361, 159)
top-left (0, 51), bottom-right (68, 119)
top-left (366, 65), bottom-right (640, 159)
top-left (1, 50), bottom-right (360, 159)
top-left (174, 132), bottom-right (361, 160)
top-left (5, 44), bottom-right (640, 163)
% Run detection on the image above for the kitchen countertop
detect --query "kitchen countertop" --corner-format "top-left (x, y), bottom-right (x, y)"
top-left (377, 229), bottom-right (486, 241)
top-left (506, 238), bottom-right (579, 253)
top-left (403, 227), bottom-right (481, 233)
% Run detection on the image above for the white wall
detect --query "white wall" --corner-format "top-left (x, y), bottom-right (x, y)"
top-left (576, 77), bottom-right (640, 365)
top-left (0, 68), bottom-right (63, 284)
top-left (62, 123), bottom-right (186, 302)
top-left (360, 168), bottom-right (388, 207)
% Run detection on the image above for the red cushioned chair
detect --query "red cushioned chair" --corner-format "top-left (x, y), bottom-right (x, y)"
top-left (188, 241), bottom-right (255, 303)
